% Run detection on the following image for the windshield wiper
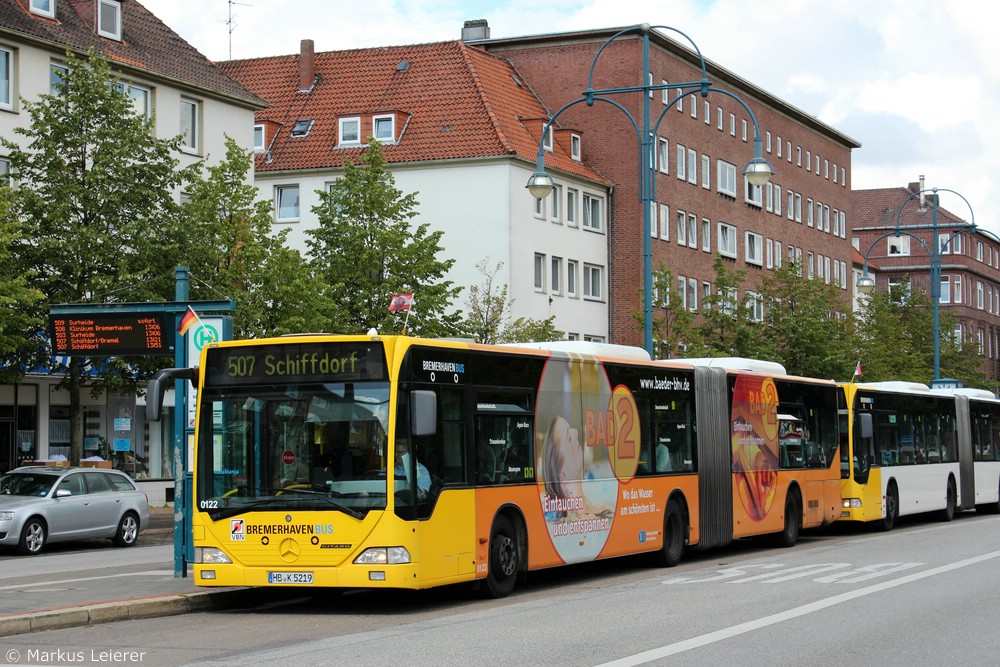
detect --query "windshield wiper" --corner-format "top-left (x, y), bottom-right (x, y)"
top-left (207, 489), bottom-right (365, 521)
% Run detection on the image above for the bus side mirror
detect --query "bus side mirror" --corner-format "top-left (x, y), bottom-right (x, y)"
top-left (145, 367), bottom-right (199, 422)
top-left (858, 412), bottom-right (873, 440)
top-left (410, 390), bottom-right (437, 437)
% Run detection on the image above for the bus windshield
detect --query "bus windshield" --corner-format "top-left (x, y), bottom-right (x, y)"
top-left (195, 381), bottom-right (390, 520)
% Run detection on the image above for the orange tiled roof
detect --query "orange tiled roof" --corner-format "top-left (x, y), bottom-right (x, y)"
top-left (0, 0), bottom-right (263, 106)
top-left (218, 40), bottom-right (608, 183)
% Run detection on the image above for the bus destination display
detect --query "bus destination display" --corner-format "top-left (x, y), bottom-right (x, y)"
top-left (49, 313), bottom-right (170, 356)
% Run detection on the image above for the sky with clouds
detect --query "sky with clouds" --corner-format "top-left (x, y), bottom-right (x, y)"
top-left (141, 0), bottom-right (999, 233)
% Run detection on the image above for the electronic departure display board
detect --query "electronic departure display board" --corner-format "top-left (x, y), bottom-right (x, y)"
top-left (49, 312), bottom-right (171, 356)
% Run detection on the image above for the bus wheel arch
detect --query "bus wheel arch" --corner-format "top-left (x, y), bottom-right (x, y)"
top-left (776, 484), bottom-right (802, 548)
top-left (880, 479), bottom-right (899, 532)
top-left (654, 493), bottom-right (688, 567)
top-left (480, 507), bottom-right (525, 599)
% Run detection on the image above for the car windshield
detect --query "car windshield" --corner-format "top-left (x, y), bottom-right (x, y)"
top-left (0, 472), bottom-right (57, 497)
top-left (195, 381), bottom-right (391, 520)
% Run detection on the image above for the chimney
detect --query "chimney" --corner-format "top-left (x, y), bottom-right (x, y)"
top-left (299, 39), bottom-right (315, 92)
top-left (462, 19), bottom-right (490, 42)
top-left (919, 174), bottom-right (925, 208)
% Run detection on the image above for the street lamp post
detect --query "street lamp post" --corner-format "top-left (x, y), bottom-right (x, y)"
top-left (525, 24), bottom-right (773, 357)
top-left (856, 187), bottom-right (976, 383)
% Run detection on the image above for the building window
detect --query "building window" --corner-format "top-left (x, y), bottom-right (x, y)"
top-left (687, 148), bottom-right (697, 185)
top-left (0, 46), bottom-right (13, 110)
top-left (98, 0), bottom-right (122, 40)
top-left (741, 119), bottom-right (748, 142)
top-left (649, 201), bottom-right (657, 238)
top-left (583, 264), bottom-right (603, 300)
top-left (678, 277), bottom-right (687, 310)
top-left (978, 281), bottom-right (985, 309)
top-left (806, 150), bottom-right (811, 171)
top-left (774, 185), bottom-right (781, 216)
top-left (841, 167), bottom-right (846, 185)
top-left (833, 163), bottom-right (838, 184)
top-left (676, 144), bottom-right (686, 181)
top-left (275, 185), bottom-right (300, 222)
top-left (551, 256), bottom-right (562, 295)
top-left (796, 146), bottom-right (802, 166)
top-left (582, 194), bottom-right (603, 232)
top-left (717, 160), bottom-right (737, 197)
top-left (704, 100), bottom-right (710, 124)
top-left (49, 62), bottom-right (68, 95)
top-left (688, 213), bottom-right (697, 249)
top-left (691, 93), bottom-right (698, 118)
top-left (550, 184), bottom-right (562, 222)
top-left (795, 193), bottom-right (802, 223)
top-left (571, 134), bottom-right (581, 161)
top-left (339, 117), bottom-right (361, 145)
top-left (661, 80), bottom-right (669, 105)
top-left (776, 136), bottom-right (782, 159)
top-left (566, 188), bottom-right (578, 226)
top-left (658, 137), bottom-right (669, 174)
top-left (729, 113), bottom-right (736, 136)
top-left (0, 156), bottom-right (10, 186)
top-left (745, 178), bottom-right (762, 207)
top-left (718, 222), bottom-right (737, 258)
top-left (30, 0), bottom-right (55, 18)
top-left (567, 260), bottom-right (578, 297)
top-left (701, 154), bottom-right (710, 189)
top-left (659, 204), bottom-right (670, 241)
top-left (676, 210), bottom-right (686, 246)
top-left (766, 238), bottom-right (774, 269)
top-left (938, 275), bottom-right (951, 304)
top-left (717, 106), bottom-right (723, 130)
top-left (775, 242), bottom-right (782, 269)
top-left (180, 98), bottom-right (200, 153)
top-left (675, 89), bottom-right (683, 113)
top-left (534, 254), bottom-right (545, 291)
top-left (954, 275), bottom-right (963, 303)
top-left (534, 193), bottom-right (544, 218)
top-left (687, 278), bottom-right (698, 311)
top-left (807, 198), bottom-right (814, 227)
top-left (542, 126), bottom-right (553, 151)
top-left (117, 82), bottom-right (150, 118)
top-left (745, 231), bottom-right (763, 266)
top-left (766, 131), bottom-right (772, 153)
top-left (747, 292), bottom-right (764, 322)
top-left (373, 115), bottom-right (395, 142)
top-left (290, 119), bottom-right (314, 137)
top-left (253, 124), bottom-right (265, 152)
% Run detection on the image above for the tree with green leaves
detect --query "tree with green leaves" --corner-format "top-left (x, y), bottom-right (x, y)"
top-left (698, 255), bottom-right (755, 357)
top-left (307, 141), bottom-right (462, 337)
top-left (0, 201), bottom-right (46, 383)
top-left (756, 262), bottom-right (855, 379)
top-left (0, 50), bottom-right (188, 462)
top-left (180, 136), bottom-right (330, 338)
top-left (855, 276), bottom-right (988, 387)
top-left (634, 262), bottom-right (702, 359)
top-left (465, 259), bottom-right (560, 344)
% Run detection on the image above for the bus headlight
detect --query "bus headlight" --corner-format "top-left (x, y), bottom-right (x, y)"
top-left (354, 547), bottom-right (411, 565)
top-left (196, 547), bottom-right (232, 564)
top-left (842, 498), bottom-right (862, 509)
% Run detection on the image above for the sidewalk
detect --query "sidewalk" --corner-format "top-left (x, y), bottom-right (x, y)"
top-left (0, 507), bottom-right (252, 638)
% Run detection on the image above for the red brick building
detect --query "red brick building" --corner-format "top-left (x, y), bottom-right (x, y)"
top-left (853, 180), bottom-right (1000, 385)
top-left (480, 24), bottom-right (860, 350)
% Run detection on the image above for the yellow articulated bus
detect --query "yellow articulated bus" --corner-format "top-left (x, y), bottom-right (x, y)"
top-left (148, 335), bottom-right (842, 597)
top-left (838, 382), bottom-right (1000, 531)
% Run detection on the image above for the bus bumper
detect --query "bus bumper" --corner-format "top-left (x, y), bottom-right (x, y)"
top-left (193, 561), bottom-right (423, 589)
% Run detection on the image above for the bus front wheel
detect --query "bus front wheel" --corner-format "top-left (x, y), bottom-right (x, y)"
top-left (481, 515), bottom-right (519, 599)
top-left (880, 484), bottom-right (898, 532)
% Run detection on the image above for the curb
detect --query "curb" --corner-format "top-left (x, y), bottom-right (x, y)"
top-left (0, 588), bottom-right (253, 638)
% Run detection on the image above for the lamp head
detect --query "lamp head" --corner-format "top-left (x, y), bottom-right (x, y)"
top-left (743, 156), bottom-right (773, 187)
top-left (857, 274), bottom-right (876, 294)
top-left (526, 171), bottom-right (554, 200)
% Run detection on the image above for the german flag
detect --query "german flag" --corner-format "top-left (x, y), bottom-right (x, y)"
top-left (177, 306), bottom-right (198, 335)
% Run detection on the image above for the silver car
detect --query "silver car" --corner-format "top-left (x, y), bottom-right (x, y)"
top-left (0, 466), bottom-right (150, 555)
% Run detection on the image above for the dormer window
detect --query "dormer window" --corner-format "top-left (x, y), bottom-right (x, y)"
top-left (290, 119), bottom-right (314, 137)
top-left (339, 117), bottom-right (361, 145)
top-left (373, 114), bottom-right (395, 143)
top-left (30, 0), bottom-right (56, 18)
top-left (98, 0), bottom-right (122, 41)
top-left (253, 124), bottom-right (265, 152)
top-left (543, 126), bottom-right (553, 152)
top-left (570, 134), bottom-right (581, 161)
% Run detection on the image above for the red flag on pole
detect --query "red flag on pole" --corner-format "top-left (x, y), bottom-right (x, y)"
top-left (389, 293), bottom-right (415, 312)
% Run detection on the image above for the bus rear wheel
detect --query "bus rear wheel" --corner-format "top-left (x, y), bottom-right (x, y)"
top-left (776, 490), bottom-right (801, 548)
top-left (481, 515), bottom-right (519, 599)
top-left (654, 499), bottom-right (685, 567)
top-left (939, 478), bottom-right (956, 522)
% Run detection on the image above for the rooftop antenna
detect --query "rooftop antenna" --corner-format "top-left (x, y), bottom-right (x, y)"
top-left (228, 0), bottom-right (253, 60)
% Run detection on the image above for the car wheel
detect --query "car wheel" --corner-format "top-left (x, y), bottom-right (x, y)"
top-left (17, 517), bottom-right (46, 555)
top-left (112, 512), bottom-right (140, 547)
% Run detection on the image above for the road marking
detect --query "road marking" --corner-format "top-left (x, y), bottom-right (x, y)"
top-left (598, 549), bottom-right (1000, 666)
top-left (0, 570), bottom-right (175, 591)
